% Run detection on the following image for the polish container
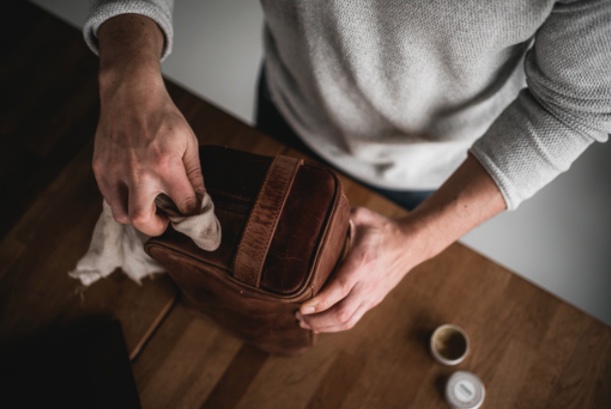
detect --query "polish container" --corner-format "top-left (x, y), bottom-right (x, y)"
top-left (445, 371), bottom-right (485, 409)
top-left (430, 324), bottom-right (469, 366)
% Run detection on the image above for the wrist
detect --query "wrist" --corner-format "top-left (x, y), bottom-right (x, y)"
top-left (395, 154), bottom-right (506, 266)
top-left (97, 14), bottom-right (165, 99)
top-left (396, 213), bottom-right (440, 267)
top-left (99, 62), bottom-right (165, 104)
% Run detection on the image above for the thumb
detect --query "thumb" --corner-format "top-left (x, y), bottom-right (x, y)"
top-left (301, 219), bottom-right (357, 315)
top-left (300, 271), bottom-right (354, 315)
top-left (183, 140), bottom-right (205, 195)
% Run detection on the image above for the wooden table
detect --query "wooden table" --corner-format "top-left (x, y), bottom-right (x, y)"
top-left (1, 2), bottom-right (610, 408)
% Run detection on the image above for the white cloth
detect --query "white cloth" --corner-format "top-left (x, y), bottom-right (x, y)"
top-left (69, 193), bottom-right (221, 286)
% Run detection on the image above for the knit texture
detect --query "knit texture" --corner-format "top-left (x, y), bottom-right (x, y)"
top-left (85, 0), bottom-right (611, 210)
top-left (83, 0), bottom-right (174, 60)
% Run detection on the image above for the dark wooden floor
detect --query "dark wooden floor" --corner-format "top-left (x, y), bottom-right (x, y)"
top-left (1, 2), bottom-right (610, 408)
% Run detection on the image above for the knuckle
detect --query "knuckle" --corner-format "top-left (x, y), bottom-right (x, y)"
top-left (159, 155), bottom-right (177, 172)
top-left (335, 307), bottom-right (353, 324)
top-left (342, 320), bottom-right (356, 331)
top-left (133, 220), bottom-right (165, 237)
top-left (310, 298), bottom-right (328, 312)
top-left (179, 196), bottom-right (199, 214)
top-left (130, 209), bottom-right (151, 228)
top-left (112, 212), bottom-right (129, 224)
top-left (186, 164), bottom-right (202, 177)
top-left (149, 152), bottom-right (172, 173)
top-left (150, 225), bottom-right (166, 237)
top-left (91, 158), bottom-right (104, 174)
top-left (370, 295), bottom-right (384, 309)
top-left (186, 165), bottom-right (204, 187)
top-left (342, 309), bottom-right (365, 331)
top-left (105, 201), bottom-right (128, 224)
top-left (337, 275), bottom-right (355, 296)
top-left (350, 206), bottom-right (367, 220)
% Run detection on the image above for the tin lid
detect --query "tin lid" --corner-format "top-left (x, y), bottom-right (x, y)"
top-left (445, 371), bottom-right (485, 409)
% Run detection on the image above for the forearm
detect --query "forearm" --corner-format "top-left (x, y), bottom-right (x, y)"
top-left (399, 153), bottom-right (507, 265)
top-left (91, 14), bottom-right (203, 235)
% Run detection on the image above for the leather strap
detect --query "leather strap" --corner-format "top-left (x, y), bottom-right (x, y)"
top-left (232, 155), bottom-right (303, 286)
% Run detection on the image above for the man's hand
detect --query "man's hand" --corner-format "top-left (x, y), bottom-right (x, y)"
top-left (296, 154), bottom-right (507, 333)
top-left (93, 14), bottom-right (203, 236)
top-left (93, 77), bottom-right (203, 236)
top-left (296, 207), bottom-right (420, 333)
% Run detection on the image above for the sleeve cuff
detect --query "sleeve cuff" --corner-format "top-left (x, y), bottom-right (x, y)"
top-left (83, 0), bottom-right (174, 61)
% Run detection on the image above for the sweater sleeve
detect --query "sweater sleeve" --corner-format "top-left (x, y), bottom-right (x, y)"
top-left (470, 0), bottom-right (611, 210)
top-left (83, 0), bottom-right (175, 61)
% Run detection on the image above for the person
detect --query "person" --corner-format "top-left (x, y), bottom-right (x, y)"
top-left (83, 0), bottom-right (610, 334)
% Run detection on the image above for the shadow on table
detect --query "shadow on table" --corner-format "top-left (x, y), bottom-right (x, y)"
top-left (0, 315), bottom-right (141, 409)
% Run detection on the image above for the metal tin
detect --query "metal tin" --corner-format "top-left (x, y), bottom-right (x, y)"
top-left (445, 371), bottom-right (485, 409)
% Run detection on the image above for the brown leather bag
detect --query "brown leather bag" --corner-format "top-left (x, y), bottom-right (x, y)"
top-left (145, 145), bottom-right (351, 355)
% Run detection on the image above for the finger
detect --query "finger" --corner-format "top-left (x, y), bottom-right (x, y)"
top-left (299, 267), bottom-right (356, 316)
top-left (128, 180), bottom-right (169, 236)
top-left (183, 137), bottom-right (206, 195)
top-left (94, 174), bottom-right (130, 224)
top-left (299, 296), bottom-right (369, 333)
top-left (106, 189), bottom-right (130, 224)
top-left (299, 224), bottom-right (364, 316)
top-left (162, 157), bottom-right (201, 216)
top-left (317, 303), bottom-right (369, 333)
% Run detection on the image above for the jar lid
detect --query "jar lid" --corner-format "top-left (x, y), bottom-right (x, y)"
top-left (445, 371), bottom-right (485, 409)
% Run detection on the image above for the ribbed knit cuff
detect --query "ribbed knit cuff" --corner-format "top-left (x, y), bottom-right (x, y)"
top-left (83, 0), bottom-right (174, 61)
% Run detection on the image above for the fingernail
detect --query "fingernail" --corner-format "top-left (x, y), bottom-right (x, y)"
top-left (302, 306), bottom-right (316, 314)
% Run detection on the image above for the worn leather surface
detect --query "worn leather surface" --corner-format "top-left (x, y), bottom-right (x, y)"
top-left (145, 146), bottom-right (351, 355)
top-left (232, 155), bottom-right (303, 287)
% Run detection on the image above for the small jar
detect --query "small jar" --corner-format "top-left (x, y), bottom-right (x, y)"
top-left (430, 324), bottom-right (469, 366)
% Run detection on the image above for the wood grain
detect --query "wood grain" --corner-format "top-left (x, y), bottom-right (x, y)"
top-left (2, 2), bottom-right (610, 408)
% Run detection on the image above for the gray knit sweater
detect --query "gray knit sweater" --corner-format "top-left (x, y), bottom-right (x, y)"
top-left (84, 0), bottom-right (611, 210)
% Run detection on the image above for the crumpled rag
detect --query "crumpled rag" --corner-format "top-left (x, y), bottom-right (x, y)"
top-left (69, 193), bottom-right (221, 286)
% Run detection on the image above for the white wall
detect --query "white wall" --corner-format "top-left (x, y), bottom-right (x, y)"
top-left (31, 0), bottom-right (611, 326)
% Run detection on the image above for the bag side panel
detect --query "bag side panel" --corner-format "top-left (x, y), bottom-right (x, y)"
top-left (146, 243), bottom-right (314, 355)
